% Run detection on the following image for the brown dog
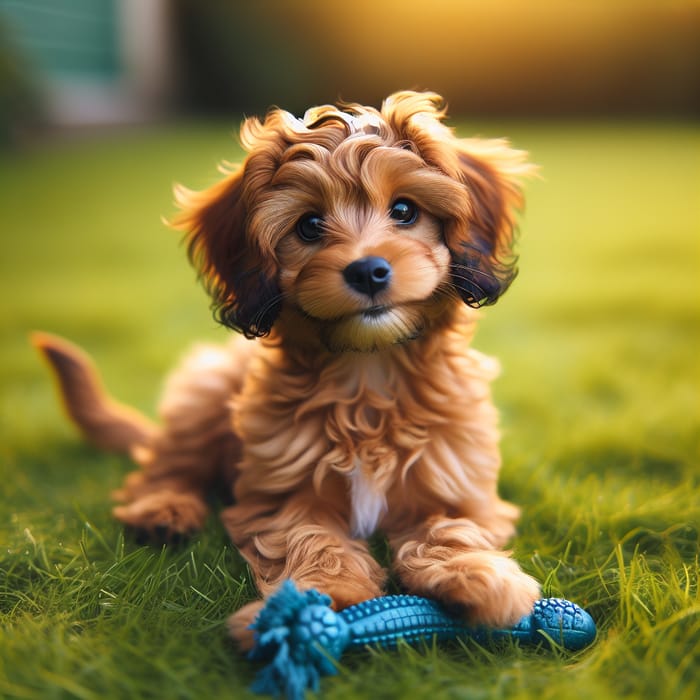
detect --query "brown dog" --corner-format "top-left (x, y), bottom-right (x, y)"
top-left (35, 91), bottom-right (540, 649)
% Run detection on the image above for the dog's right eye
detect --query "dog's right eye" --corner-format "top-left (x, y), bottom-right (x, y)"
top-left (297, 214), bottom-right (325, 243)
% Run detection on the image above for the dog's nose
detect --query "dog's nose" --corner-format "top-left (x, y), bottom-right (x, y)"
top-left (343, 256), bottom-right (392, 297)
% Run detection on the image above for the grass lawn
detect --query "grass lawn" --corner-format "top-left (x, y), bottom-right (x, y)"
top-left (1, 119), bottom-right (698, 699)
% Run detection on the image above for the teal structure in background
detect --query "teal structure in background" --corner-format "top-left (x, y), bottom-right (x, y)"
top-left (1, 0), bottom-right (120, 82)
top-left (0, 0), bottom-right (171, 130)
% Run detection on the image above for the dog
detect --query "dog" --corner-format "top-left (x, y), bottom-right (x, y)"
top-left (34, 91), bottom-right (540, 649)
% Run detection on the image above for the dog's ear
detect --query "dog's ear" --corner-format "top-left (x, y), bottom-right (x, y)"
top-left (171, 163), bottom-right (282, 338)
top-left (442, 137), bottom-right (532, 307)
top-left (382, 91), bottom-right (533, 307)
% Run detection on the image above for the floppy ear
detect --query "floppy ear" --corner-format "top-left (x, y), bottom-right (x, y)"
top-left (442, 138), bottom-right (532, 307)
top-left (381, 91), bottom-right (532, 307)
top-left (171, 164), bottom-right (282, 338)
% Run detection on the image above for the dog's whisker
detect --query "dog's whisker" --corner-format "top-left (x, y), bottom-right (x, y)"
top-left (249, 291), bottom-right (290, 330)
top-left (449, 263), bottom-right (498, 280)
top-left (449, 270), bottom-right (497, 291)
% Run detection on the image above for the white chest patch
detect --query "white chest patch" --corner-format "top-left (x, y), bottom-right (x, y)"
top-left (349, 464), bottom-right (388, 539)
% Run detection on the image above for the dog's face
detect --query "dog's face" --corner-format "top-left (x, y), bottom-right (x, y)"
top-left (174, 92), bottom-right (532, 352)
top-left (269, 141), bottom-right (456, 352)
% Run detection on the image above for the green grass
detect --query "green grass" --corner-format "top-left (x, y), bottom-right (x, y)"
top-left (1, 120), bottom-right (699, 699)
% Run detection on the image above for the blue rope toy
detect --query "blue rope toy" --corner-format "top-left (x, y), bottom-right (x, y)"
top-left (248, 580), bottom-right (596, 699)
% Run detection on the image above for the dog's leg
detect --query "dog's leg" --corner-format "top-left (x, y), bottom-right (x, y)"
top-left (221, 494), bottom-right (386, 650)
top-left (389, 515), bottom-right (540, 628)
top-left (111, 426), bottom-right (238, 541)
top-left (112, 342), bottom-right (250, 541)
top-left (112, 472), bottom-right (212, 542)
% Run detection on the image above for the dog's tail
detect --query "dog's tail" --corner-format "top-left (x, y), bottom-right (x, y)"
top-left (31, 332), bottom-right (157, 453)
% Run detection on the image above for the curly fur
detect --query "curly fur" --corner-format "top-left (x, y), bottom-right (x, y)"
top-left (35, 91), bottom-right (540, 652)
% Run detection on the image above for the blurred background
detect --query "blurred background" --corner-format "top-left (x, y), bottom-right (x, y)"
top-left (1, 7), bottom-right (698, 699)
top-left (0, 0), bottom-right (698, 140)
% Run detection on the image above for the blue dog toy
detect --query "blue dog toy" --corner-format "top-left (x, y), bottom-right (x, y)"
top-left (248, 580), bottom-right (596, 699)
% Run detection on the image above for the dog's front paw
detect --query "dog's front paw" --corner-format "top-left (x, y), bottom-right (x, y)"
top-left (433, 553), bottom-right (541, 629)
top-left (228, 600), bottom-right (265, 652)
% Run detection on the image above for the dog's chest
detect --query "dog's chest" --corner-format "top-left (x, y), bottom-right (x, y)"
top-left (330, 360), bottom-right (411, 538)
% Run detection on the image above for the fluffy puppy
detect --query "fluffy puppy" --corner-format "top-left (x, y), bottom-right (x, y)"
top-left (35, 91), bottom-right (540, 649)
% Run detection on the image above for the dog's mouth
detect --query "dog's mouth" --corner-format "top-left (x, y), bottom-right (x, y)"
top-left (295, 302), bottom-right (427, 352)
top-left (296, 304), bottom-right (394, 325)
top-left (298, 303), bottom-right (398, 326)
top-left (361, 305), bottom-right (391, 319)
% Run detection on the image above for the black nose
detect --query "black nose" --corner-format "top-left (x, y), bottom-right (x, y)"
top-left (343, 256), bottom-right (393, 297)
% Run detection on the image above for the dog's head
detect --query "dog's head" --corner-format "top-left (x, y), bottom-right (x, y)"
top-left (173, 91), bottom-right (533, 352)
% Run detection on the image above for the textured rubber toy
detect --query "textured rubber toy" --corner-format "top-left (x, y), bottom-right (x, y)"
top-left (249, 580), bottom-right (596, 699)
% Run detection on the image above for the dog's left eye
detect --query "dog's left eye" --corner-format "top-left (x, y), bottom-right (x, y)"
top-left (297, 214), bottom-right (325, 242)
top-left (389, 199), bottom-right (418, 225)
